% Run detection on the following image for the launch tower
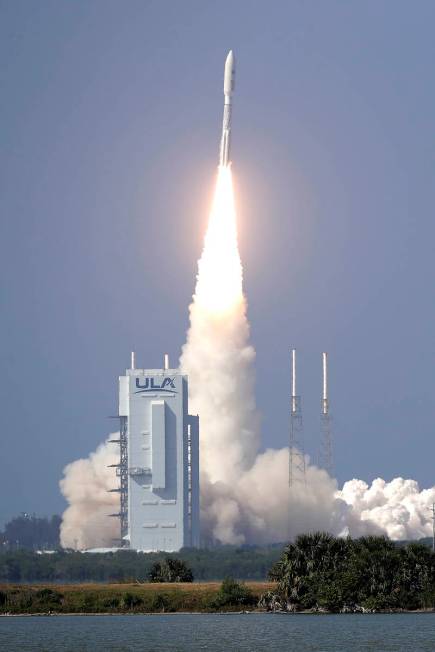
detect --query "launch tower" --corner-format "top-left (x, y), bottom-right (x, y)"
top-left (115, 354), bottom-right (200, 551)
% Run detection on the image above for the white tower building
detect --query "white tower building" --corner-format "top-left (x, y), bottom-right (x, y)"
top-left (118, 355), bottom-right (200, 551)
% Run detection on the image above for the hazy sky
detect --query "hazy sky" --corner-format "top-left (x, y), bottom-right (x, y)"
top-left (1, 0), bottom-right (435, 525)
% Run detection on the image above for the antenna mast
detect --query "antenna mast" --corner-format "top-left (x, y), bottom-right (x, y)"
top-left (320, 352), bottom-right (334, 476)
top-left (289, 349), bottom-right (306, 486)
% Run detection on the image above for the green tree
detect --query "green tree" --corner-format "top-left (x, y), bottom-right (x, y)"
top-left (148, 557), bottom-right (193, 583)
top-left (1, 514), bottom-right (60, 550)
top-left (267, 532), bottom-right (435, 612)
top-left (209, 578), bottom-right (256, 609)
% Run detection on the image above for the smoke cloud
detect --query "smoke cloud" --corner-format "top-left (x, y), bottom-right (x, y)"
top-left (59, 437), bottom-right (119, 549)
top-left (179, 165), bottom-right (435, 545)
top-left (337, 478), bottom-right (435, 541)
top-left (59, 167), bottom-right (435, 548)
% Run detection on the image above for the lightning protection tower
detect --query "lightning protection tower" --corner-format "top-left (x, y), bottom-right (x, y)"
top-left (320, 352), bottom-right (334, 476)
top-left (289, 349), bottom-right (306, 487)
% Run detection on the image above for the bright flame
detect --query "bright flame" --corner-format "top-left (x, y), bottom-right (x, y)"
top-left (194, 165), bottom-right (243, 313)
top-left (60, 158), bottom-right (435, 548)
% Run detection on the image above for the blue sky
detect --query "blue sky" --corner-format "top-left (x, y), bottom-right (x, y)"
top-left (1, 0), bottom-right (435, 524)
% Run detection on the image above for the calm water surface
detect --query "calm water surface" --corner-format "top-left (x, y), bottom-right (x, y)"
top-left (1, 613), bottom-right (435, 651)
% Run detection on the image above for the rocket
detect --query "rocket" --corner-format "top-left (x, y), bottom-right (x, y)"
top-left (219, 50), bottom-right (236, 167)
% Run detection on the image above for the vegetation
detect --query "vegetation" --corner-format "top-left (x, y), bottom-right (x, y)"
top-left (207, 577), bottom-right (256, 610)
top-left (2, 533), bottom-right (435, 614)
top-left (0, 581), bottom-right (271, 614)
top-left (2, 519), bottom-right (434, 614)
top-left (148, 557), bottom-right (193, 582)
top-left (0, 545), bottom-right (282, 583)
top-left (0, 514), bottom-right (60, 550)
top-left (264, 532), bottom-right (435, 612)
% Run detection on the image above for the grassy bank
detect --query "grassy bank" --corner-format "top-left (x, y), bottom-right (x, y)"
top-left (0, 582), bottom-right (275, 614)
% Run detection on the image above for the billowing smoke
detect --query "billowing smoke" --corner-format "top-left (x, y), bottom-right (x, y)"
top-left (179, 164), bottom-right (435, 545)
top-left (59, 166), bottom-right (435, 548)
top-left (337, 478), bottom-right (435, 541)
top-left (59, 437), bottom-right (119, 549)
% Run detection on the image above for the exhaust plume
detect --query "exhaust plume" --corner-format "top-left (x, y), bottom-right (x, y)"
top-left (179, 164), bottom-right (435, 544)
top-left (180, 167), bottom-right (259, 484)
top-left (59, 166), bottom-right (435, 548)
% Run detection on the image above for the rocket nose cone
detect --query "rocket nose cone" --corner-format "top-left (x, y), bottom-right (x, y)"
top-left (224, 49), bottom-right (235, 95)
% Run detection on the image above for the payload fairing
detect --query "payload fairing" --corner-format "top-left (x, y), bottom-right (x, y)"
top-left (219, 50), bottom-right (236, 167)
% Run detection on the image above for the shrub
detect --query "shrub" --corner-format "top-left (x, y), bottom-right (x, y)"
top-left (102, 596), bottom-right (121, 610)
top-left (150, 593), bottom-right (171, 612)
top-left (121, 592), bottom-right (143, 610)
top-left (316, 583), bottom-right (343, 613)
top-left (80, 594), bottom-right (97, 612)
top-left (34, 588), bottom-right (63, 612)
top-left (35, 588), bottom-right (62, 604)
top-left (149, 558), bottom-right (193, 583)
top-left (258, 590), bottom-right (285, 612)
top-left (361, 595), bottom-right (393, 612)
top-left (209, 578), bottom-right (256, 610)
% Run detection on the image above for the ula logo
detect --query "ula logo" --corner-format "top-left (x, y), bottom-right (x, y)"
top-left (135, 377), bottom-right (177, 394)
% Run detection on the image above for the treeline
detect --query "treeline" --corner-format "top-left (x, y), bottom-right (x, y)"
top-left (263, 533), bottom-right (435, 612)
top-left (2, 534), bottom-right (435, 612)
top-left (0, 514), bottom-right (60, 550)
top-left (0, 545), bottom-right (282, 583)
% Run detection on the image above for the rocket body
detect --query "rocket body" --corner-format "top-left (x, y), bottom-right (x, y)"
top-left (219, 50), bottom-right (235, 167)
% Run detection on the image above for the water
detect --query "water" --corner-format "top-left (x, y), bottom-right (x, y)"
top-left (1, 613), bottom-right (434, 651)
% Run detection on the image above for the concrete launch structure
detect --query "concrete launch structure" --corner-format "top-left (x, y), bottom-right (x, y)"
top-left (116, 356), bottom-right (200, 551)
top-left (219, 50), bottom-right (236, 167)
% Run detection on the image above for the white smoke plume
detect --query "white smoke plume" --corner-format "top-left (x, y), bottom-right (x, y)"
top-left (179, 165), bottom-right (435, 545)
top-left (337, 478), bottom-right (435, 541)
top-left (59, 437), bottom-right (119, 549)
top-left (180, 167), bottom-right (260, 485)
top-left (59, 166), bottom-right (435, 548)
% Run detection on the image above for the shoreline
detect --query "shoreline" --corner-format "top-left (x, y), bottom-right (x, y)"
top-left (2, 609), bottom-right (435, 617)
top-left (2, 583), bottom-right (434, 617)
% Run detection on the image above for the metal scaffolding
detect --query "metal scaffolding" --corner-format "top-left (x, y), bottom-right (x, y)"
top-left (187, 423), bottom-right (193, 546)
top-left (118, 415), bottom-right (128, 541)
top-left (108, 415), bottom-right (129, 545)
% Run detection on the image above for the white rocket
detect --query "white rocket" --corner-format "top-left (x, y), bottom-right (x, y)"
top-left (219, 50), bottom-right (235, 167)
